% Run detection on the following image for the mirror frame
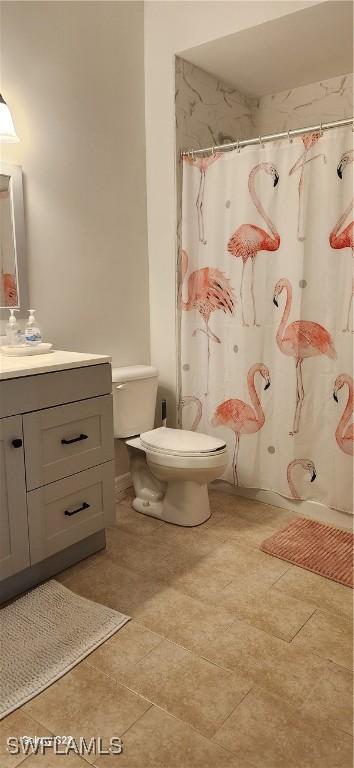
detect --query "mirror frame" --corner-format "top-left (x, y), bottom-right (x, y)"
top-left (0, 162), bottom-right (29, 319)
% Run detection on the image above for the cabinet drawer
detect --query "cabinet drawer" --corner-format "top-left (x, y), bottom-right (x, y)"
top-left (27, 461), bottom-right (114, 564)
top-left (23, 395), bottom-right (114, 490)
top-left (0, 363), bottom-right (112, 419)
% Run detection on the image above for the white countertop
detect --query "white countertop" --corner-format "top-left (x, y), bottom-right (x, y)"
top-left (0, 350), bottom-right (111, 380)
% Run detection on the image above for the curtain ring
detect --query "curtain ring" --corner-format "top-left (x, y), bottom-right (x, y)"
top-left (319, 122), bottom-right (323, 136)
top-left (191, 149), bottom-right (195, 160)
top-left (287, 130), bottom-right (293, 144)
top-left (259, 135), bottom-right (264, 148)
top-left (236, 139), bottom-right (240, 153)
top-left (212, 146), bottom-right (215, 157)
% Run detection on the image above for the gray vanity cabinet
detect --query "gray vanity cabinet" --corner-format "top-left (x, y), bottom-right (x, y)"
top-left (0, 361), bottom-right (114, 603)
top-left (0, 415), bottom-right (30, 580)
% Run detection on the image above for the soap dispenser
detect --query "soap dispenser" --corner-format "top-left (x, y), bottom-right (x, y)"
top-left (6, 308), bottom-right (21, 346)
top-left (25, 309), bottom-right (42, 346)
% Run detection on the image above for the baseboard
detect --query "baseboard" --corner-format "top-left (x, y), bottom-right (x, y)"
top-left (115, 472), bottom-right (133, 502)
top-left (211, 481), bottom-right (353, 532)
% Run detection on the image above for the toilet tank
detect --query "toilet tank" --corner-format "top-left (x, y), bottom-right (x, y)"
top-left (112, 365), bottom-right (159, 438)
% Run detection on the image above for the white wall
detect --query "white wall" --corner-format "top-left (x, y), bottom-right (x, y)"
top-left (144, 0), bottom-right (320, 425)
top-left (1, 1), bottom-right (150, 369)
top-left (1, 1), bottom-right (150, 479)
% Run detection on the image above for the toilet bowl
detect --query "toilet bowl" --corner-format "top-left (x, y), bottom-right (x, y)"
top-left (112, 366), bottom-right (228, 526)
top-left (128, 427), bottom-right (227, 526)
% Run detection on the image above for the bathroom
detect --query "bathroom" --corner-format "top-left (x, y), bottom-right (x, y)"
top-left (0, 1), bottom-right (353, 765)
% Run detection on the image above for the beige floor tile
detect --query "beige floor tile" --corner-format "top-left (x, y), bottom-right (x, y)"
top-left (208, 489), bottom-right (237, 521)
top-left (60, 559), bottom-right (165, 616)
top-left (96, 705), bottom-right (245, 768)
top-left (202, 540), bottom-right (289, 583)
top-left (207, 513), bottom-right (277, 549)
top-left (86, 621), bottom-right (163, 678)
top-left (220, 494), bottom-right (297, 529)
top-left (30, 488), bottom-right (352, 768)
top-left (301, 662), bottom-right (353, 736)
top-left (196, 617), bottom-right (328, 706)
top-left (134, 584), bottom-right (235, 650)
top-left (273, 564), bottom-right (353, 619)
top-left (141, 534), bottom-right (231, 585)
top-left (215, 578), bottom-right (315, 641)
top-left (139, 549), bottom-right (221, 586)
top-left (0, 710), bottom-right (52, 768)
top-left (104, 527), bottom-right (172, 575)
top-left (213, 687), bottom-right (353, 768)
top-left (151, 521), bottom-right (226, 554)
top-left (292, 609), bottom-right (353, 669)
top-left (22, 661), bottom-right (150, 744)
top-left (141, 559), bottom-right (233, 603)
top-left (121, 639), bottom-right (252, 737)
top-left (25, 754), bottom-right (89, 766)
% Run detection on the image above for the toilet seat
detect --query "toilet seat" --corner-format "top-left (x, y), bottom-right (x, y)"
top-left (140, 427), bottom-right (226, 457)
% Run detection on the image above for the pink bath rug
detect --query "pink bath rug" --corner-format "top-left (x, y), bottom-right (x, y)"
top-left (260, 517), bottom-right (353, 588)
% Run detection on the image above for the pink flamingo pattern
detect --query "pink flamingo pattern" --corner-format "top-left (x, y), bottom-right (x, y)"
top-left (333, 374), bottom-right (353, 456)
top-left (211, 363), bottom-right (270, 484)
top-left (1, 271), bottom-right (18, 306)
top-left (329, 149), bottom-right (354, 332)
top-left (179, 249), bottom-right (235, 395)
top-left (183, 153), bottom-right (221, 244)
top-left (181, 395), bottom-right (203, 431)
top-left (227, 163), bottom-right (280, 326)
top-left (287, 458), bottom-right (317, 499)
top-left (273, 278), bottom-right (336, 435)
top-left (289, 132), bottom-right (327, 241)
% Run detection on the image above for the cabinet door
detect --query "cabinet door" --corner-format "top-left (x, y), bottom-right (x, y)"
top-left (0, 416), bottom-right (29, 580)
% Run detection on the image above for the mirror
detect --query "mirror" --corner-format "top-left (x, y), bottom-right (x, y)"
top-left (0, 163), bottom-right (28, 317)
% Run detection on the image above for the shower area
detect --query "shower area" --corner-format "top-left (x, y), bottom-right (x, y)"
top-left (175, 2), bottom-right (353, 527)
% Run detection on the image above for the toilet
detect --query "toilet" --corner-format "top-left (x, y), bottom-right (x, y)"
top-left (112, 365), bottom-right (228, 526)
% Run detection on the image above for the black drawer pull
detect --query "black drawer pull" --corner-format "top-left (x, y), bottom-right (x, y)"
top-left (64, 502), bottom-right (90, 517)
top-left (12, 438), bottom-right (23, 448)
top-left (61, 433), bottom-right (88, 445)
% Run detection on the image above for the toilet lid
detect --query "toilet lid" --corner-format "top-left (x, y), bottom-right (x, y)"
top-left (140, 427), bottom-right (226, 456)
top-left (112, 365), bottom-right (158, 383)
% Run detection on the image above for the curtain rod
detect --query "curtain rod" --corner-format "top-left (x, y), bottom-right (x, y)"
top-left (180, 117), bottom-right (354, 158)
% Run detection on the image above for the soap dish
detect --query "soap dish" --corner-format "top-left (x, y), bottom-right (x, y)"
top-left (1, 343), bottom-right (53, 356)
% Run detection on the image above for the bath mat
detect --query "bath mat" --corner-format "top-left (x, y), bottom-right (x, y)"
top-left (260, 517), bottom-right (353, 588)
top-left (0, 580), bottom-right (130, 720)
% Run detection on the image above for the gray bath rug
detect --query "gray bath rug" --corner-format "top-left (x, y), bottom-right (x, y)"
top-left (0, 579), bottom-right (130, 720)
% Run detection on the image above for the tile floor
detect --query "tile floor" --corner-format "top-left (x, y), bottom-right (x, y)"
top-left (1, 489), bottom-right (353, 767)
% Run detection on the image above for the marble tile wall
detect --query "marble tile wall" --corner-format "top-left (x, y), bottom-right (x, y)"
top-left (175, 56), bottom-right (256, 154)
top-left (176, 62), bottom-right (353, 151)
top-left (255, 73), bottom-right (353, 136)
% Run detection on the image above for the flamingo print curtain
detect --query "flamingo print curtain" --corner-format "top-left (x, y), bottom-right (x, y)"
top-left (180, 127), bottom-right (353, 514)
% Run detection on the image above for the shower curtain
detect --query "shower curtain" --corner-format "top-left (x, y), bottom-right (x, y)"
top-left (180, 127), bottom-right (353, 514)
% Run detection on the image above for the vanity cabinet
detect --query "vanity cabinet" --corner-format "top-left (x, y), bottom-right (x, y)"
top-left (0, 415), bottom-right (30, 580)
top-left (0, 355), bottom-right (114, 603)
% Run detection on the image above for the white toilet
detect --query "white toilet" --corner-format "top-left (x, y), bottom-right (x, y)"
top-left (112, 365), bottom-right (228, 526)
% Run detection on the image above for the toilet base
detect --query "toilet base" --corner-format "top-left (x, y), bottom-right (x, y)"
top-left (132, 480), bottom-right (211, 526)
